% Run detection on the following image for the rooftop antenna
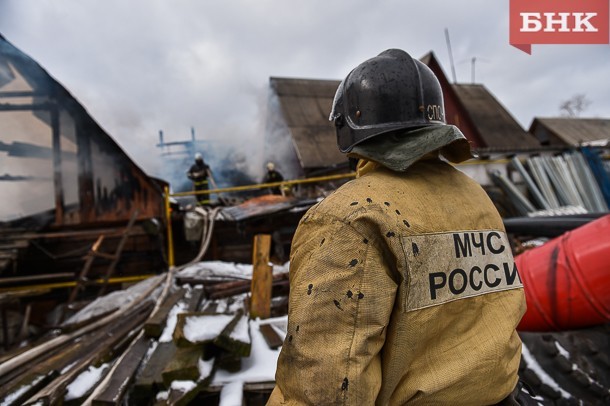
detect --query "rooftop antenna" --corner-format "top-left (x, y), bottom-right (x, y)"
top-left (469, 56), bottom-right (490, 84)
top-left (444, 28), bottom-right (457, 83)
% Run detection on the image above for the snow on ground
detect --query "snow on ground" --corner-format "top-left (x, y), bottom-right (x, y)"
top-left (230, 314), bottom-right (250, 343)
top-left (178, 261), bottom-right (254, 281)
top-left (0, 374), bottom-right (46, 406)
top-left (63, 274), bottom-right (165, 326)
top-left (178, 261), bottom-right (289, 282)
top-left (199, 358), bottom-right (215, 379)
top-left (219, 381), bottom-right (244, 406)
top-left (183, 314), bottom-right (235, 343)
top-left (65, 363), bottom-right (109, 400)
top-left (159, 301), bottom-right (188, 343)
top-left (171, 380), bottom-right (197, 392)
top-left (212, 316), bottom-right (287, 385)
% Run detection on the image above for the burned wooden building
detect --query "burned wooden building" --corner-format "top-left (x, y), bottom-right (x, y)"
top-left (0, 34), bottom-right (167, 289)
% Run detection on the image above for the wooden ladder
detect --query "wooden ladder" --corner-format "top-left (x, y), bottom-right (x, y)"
top-left (67, 211), bottom-right (139, 306)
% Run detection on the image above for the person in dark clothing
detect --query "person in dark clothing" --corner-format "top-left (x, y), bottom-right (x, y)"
top-left (187, 153), bottom-right (210, 205)
top-left (262, 161), bottom-right (284, 195)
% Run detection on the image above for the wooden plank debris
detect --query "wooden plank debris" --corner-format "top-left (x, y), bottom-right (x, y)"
top-left (144, 288), bottom-right (187, 338)
top-left (161, 346), bottom-right (204, 387)
top-left (132, 342), bottom-right (178, 401)
top-left (92, 335), bottom-right (151, 405)
top-left (155, 359), bottom-right (215, 406)
top-left (20, 303), bottom-right (153, 405)
top-left (213, 309), bottom-right (251, 357)
top-left (259, 324), bottom-right (283, 349)
top-left (172, 312), bottom-right (234, 348)
top-left (203, 273), bottom-right (288, 300)
top-left (0, 371), bottom-right (57, 406)
top-left (185, 286), bottom-right (205, 312)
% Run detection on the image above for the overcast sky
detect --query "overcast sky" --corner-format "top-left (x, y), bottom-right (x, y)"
top-left (1, 0), bottom-right (609, 179)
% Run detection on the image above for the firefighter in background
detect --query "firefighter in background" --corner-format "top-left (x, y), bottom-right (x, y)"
top-left (187, 152), bottom-right (211, 205)
top-left (269, 49), bottom-right (530, 405)
top-left (262, 161), bottom-right (284, 195)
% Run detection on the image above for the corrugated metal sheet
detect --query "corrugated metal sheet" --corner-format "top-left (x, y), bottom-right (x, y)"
top-left (270, 77), bottom-right (345, 170)
top-left (451, 84), bottom-right (540, 149)
top-left (530, 117), bottom-right (610, 146)
top-left (221, 194), bottom-right (315, 222)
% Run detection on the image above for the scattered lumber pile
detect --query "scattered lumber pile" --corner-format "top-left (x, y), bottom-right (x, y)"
top-left (0, 261), bottom-right (290, 405)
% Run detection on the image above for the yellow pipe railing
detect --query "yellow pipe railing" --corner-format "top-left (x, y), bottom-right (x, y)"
top-left (0, 274), bottom-right (156, 294)
top-left (170, 172), bottom-right (356, 198)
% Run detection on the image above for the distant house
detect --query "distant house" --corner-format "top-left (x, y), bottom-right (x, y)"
top-left (529, 117), bottom-right (610, 147)
top-left (422, 52), bottom-right (540, 151)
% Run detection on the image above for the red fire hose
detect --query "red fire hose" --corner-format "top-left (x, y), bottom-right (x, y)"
top-left (516, 214), bottom-right (610, 331)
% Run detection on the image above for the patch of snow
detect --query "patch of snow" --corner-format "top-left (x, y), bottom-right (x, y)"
top-left (260, 316), bottom-right (287, 336)
top-left (183, 314), bottom-right (234, 343)
top-left (199, 358), bottom-right (215, 379)
top-left (156, 390), bottom-right (169, 400)
top-left (226, 294), bottom-right (248, 313)
top-left (159, 301), bottom-right (188, 343)
top-left (272, 261), bottom-right (290, 275)
top-left (230, 315), bottom-right (250, 343)
top-left (521, 343), bottom-right (572, 399)
top-left (142, 340), bottom-right (159, 365)
top-left (219, 381), bottom-right (244, 406)
top-left (170, 380), bottom-right (197, 392)
top-left (554, 341), bottom-right (570, 359)
top-left (61, 361), bottom-right (77, 374)
top-left (63, 275), bottom-right (164, 326)
top-left (1, 374), bottom-right (46, 406)
top-left (178, 261), bottom-right (253, 281)
top-left (212, 316), bottom-right (287, 385)
top-left (216, 299), bottom-right (228, 313)
top-left (65, 363), bottom-right (109, 401)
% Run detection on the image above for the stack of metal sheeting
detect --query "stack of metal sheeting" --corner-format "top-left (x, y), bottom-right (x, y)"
top-left (489, 169), bottom-right (536, 216)
top-left (525, 151), bottom-right (608, 214)
top-left (492, 150), bottom-right (609, 217)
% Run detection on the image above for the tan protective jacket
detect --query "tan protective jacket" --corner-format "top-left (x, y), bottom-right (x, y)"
top-left (268, 158), bottom-right (526, 405)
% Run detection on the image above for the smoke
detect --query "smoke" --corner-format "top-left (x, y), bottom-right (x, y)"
top-left (261, 90), bottom-right (301, 181)
top-left (146, 86), bottom-right (271, 197)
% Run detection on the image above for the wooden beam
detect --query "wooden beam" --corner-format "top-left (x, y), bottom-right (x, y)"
top-left (259, 324), bottom-right (283, 349)
top-left (249, 234), bottom-right (272, 319)
top-left (92, 335), bottom-right (151, 405)
top-left (144, 288), bottom-right (186, 338)
top-left (131, 342), bottom-right (178, 401)
top-left (213, 310), bottom-right (251, 357)
top-left (161, 346), bottom-right (204, 387)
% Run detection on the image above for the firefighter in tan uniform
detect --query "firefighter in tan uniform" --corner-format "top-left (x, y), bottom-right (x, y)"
top-left (268, 49), bottom-right (528, 405)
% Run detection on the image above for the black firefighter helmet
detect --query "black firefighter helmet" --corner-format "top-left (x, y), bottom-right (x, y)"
top-left (330, 49), bottom-right (446, 153)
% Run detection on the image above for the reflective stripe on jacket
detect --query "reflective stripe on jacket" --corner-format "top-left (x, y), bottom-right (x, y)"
top-left (268, 158), bottom-right (526, 405)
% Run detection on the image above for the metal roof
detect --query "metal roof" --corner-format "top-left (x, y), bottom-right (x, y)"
top-left (270, 77), bottom-right (345, 170)
top-left (529, 117), bottom-right (610, 146)
top-left (451, 84), bottom-right (540, 149)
